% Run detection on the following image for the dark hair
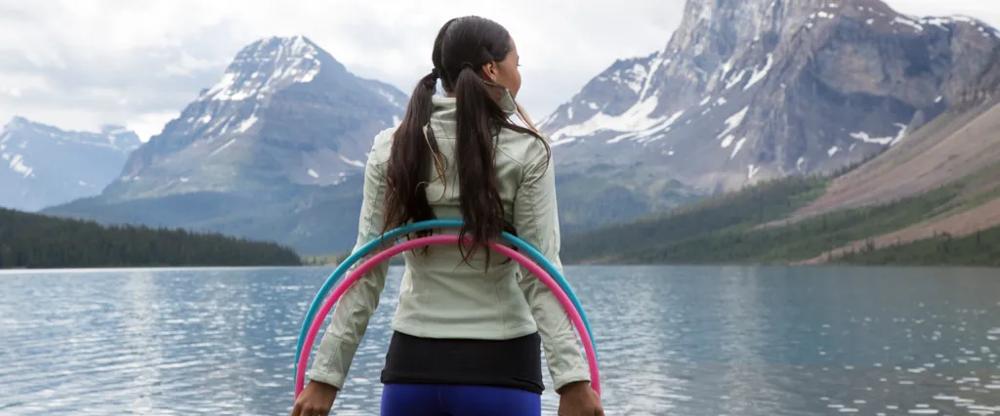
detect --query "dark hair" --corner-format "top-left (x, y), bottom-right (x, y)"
top-left (381, 15), bottom-right (551, 271)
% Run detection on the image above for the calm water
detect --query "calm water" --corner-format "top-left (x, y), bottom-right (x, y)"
top-left (1, 265), bottom-right (998, 415)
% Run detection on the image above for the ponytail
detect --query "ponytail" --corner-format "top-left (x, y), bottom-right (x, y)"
top-left (453, 63), bottom-right (508, 271)
top-left (382, 69), bottom-right (443, 256)
top-left (382, 15), bottom-right (553, 273)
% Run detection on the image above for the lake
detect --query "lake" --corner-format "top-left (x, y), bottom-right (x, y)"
top-left (1, 265), bottom-right (998, 415)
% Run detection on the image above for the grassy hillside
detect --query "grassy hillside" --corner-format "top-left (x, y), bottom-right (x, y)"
top-left (562, 175), bottom-right (828, 262)
top-left (832, 224), bottom-right (1000, 267)
top-left (0, 207), bottom-right (301, 268)
top-left (563, 163), bottom-right (999, 266)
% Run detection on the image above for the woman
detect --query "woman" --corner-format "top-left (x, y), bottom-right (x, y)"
top-left (291, 15), bottom-right (604, 416)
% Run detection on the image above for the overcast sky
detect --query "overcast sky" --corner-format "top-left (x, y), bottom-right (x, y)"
top-left (2, 1), bottom-right (999, 142)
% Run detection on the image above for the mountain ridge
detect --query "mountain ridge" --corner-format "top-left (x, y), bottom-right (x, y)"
top-left (1, 116), bottom-right (141, 211)
top-left (542, 0), bottom-right (1000, 232)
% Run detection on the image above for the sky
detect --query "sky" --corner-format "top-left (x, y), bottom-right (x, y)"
top-left (1, 0), bottom-right (999, 142)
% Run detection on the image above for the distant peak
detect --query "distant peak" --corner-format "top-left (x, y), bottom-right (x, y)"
top-left (4, 115), bottom-right (51, 132)
top-left (201, 35), bottom-right (334, 102)
top-left (245, 35), bottom-right (322, 59)
top-left (99, 124), bottom-right (132, 135)
top-left (7, 115), bottom-right (32, 126)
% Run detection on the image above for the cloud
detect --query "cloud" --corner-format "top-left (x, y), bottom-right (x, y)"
top-left (1, 0), bottom-right (998, 141)
top-left (0, 0), bottom-right (685, 140)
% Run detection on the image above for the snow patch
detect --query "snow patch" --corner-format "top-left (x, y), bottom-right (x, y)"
top-left (205, 37), bottom-right (322, 102)
top-left (339, 154), bottom-right (365, 168)
top-left (893, 16), bottom-right (924, 32)
top-left (8, 154), bottom-right (33, 178)
top-left (235, 114), bottom-right (258, 134)
top-left (730, 137), bottom-right (747, 159)
top-left (828, 146), bottom-right (840, 157)
top-left (889, 123), bottom-right (908, 145)
top-left (377, 88), bottom-right (402, 108)
top-left (636, 53), bottom-right (666, 100)
top-left (551, 94), bottom-right (671, 143)
top-left (610, 110), bottom-right (685, 144)
top-left (725, 69), bottom-right (748, 89)
top-left (718, 106), bottom-right (749, 140)
top-left (719, 57), bottom-right (735, 78)
top-left (209, 138), bottom-right (236, 156)
top-left (307, 168), bottom-right (319, 178)
top-left (721, 134), bottom-right (736, 148)
top-left (921, 17), bottom-right (951, 30)
top-left (551, 137), bottom-right (577, 147)
top-left (851, 123), bottom-right (909, 146)
top-left (849, 131), bottom-right (892, 145)
top-left (747, 164), bottom-right (760, 180)
top-left (744, 54), bottom-right (773, 90)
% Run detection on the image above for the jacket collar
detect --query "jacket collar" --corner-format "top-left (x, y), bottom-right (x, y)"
top-left (430, 94), bottom-right (457, 122)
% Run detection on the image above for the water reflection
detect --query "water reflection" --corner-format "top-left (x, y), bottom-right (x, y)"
top-left (0, 265), bottom-right (998, 415)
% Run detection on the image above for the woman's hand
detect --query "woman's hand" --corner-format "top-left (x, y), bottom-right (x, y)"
top-left (290, 381), bottom-right (339, 416)
top-left (557, 381), bottom-right (605, 415)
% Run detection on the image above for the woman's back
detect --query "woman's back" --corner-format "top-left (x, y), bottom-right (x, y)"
top-left (305, 94), bottom-right (590, 394)
top-left (389, 94), bottom-right (548, 339)
top-left (294, 15), bottom-right (602, 416)
top-left (292, 16), bottom-right (593, 413)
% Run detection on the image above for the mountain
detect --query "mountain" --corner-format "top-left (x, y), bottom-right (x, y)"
top-left (0, 117), bottom-right (140, 211)
top-left (44, 36), bottom-right (406, 254)
top-left (561, 59), bottom-right (1000, 266)
top-left (104, 35), bottom-right (406, 200)
top-left (543, 0), bottom-right (1000, 230)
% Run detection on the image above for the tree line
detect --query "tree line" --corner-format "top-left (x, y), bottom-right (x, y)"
top-left (0, 207), bottom-right (301, 268)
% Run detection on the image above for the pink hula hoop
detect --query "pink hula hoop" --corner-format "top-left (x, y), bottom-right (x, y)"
top-left (295, 234), bottom-right (601, 398)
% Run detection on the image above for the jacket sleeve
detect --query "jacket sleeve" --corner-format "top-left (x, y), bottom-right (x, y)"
top-left (512, 142), bottom-right (591, 393)
top-left (305, 132), bottom-right (391, 391)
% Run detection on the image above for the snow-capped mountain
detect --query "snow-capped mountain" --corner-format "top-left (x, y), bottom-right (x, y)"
top-left (100, 35), bottom-right (406, 201)
top-left (543, 0), bottom-right (1000, 221)
top-left (45, 36), bottom-right (407, 253)
top-left (0, 117), bottom-right (140, 211)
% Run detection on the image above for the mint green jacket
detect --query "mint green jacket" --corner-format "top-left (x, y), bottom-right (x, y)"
top-left (305, 95), bottom-right (591, 393)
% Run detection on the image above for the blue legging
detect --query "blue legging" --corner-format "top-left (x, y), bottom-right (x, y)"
top-left (380, 383), bottom-right (541, 416)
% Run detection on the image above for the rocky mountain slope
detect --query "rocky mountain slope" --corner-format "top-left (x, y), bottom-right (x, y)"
top-left (0, 117), bottom-right (140, 211)
top-left (794, 88), bottom-right (1000, 263)
top-left (102, 35), bottom-right (405, 201)
top-left (543, 0), bottom-right (1000, 229)
top-left (561, 56), bottom-right (1000, 266)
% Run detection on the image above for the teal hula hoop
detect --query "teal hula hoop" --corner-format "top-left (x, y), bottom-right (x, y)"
top-left (294, 218), bottom-right (597, 382)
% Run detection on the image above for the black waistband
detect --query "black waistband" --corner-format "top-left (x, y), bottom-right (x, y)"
top-left (380, 330), bottom-right (544, 394)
